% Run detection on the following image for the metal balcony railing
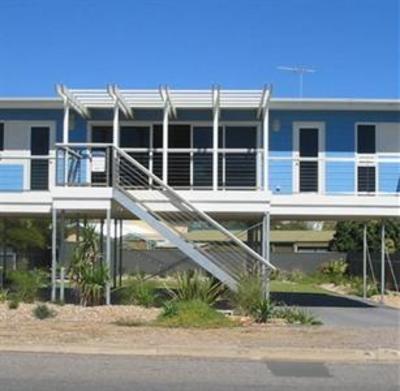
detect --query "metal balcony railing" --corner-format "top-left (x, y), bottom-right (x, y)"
top-left (0, 155), bottom-right (53, 191)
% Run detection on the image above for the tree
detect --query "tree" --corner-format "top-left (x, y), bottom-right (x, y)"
top-left (330, 220), bottom-right (400, 253)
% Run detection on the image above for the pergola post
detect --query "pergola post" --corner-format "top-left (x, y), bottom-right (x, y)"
top-left (258, 86), bottom-right (272, 192)
top-left (212, 86), bottom-right (220, 191)
top-left (105, 208), bottom-right (112, 305)
top-left (363, 223), bottom-right (367, 299)
top-left (380, 221), bottom-right (386, 304)
top-left (63, 104), bottom-right (70, 185)
top-left (51, 208), bottom-right (57, 302)
top-left (162, 104), bottom-right (169, 183)
top-left (113, 105), bottom-right (120, 148)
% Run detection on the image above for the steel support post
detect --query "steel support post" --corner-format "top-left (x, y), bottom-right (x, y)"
top-left (119, 219), bottom-right (123, 286)
top-left (51, 208), bottom-right (57, 302)
top-left (105, 209), bottom-right (112, 305)
top-left (363, 223), bottom-right (367, 299)
top-left (381, 222), bottom-right (386, 304)
top-left (261, 212), bottom-right (271, 299)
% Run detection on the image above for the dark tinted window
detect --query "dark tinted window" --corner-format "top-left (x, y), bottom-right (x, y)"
top-left (299, 161), bottom-right (318, 192)
top-left (120, 126), bottom-right (150, 148)
top-left (153, 125), bottom-right (163, 148)
top-left (357, 125), bottom-right (375, 154)
top-left (358, 166), bottom-right (376, 192)
top-left (299, 128), bottom-right (318, 157)
top-left (169, 125), bottom-right (190, 148)
top-left (31, 127), bottom-right (49, 155)
top-left (92, 126), bottom-right (113, 143)
top-left (0, 123), bottom-right (4, 151)
top-left (225, 127), bottom-right (257, 149)
top-left (193, 127), bottom-right (212, 148)
top-left (31, 160), bottom-right (49, 190)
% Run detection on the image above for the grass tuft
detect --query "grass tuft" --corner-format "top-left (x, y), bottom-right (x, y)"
top-left (155, 300), bottom-right (236, 328)
top-left (32, 304), bottom-right (57, 320)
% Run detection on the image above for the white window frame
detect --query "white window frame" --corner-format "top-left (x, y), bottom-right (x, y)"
top-left (355, 122), bottom-right (378, 194)
top-left (293, 121), bottom-right (326, 194)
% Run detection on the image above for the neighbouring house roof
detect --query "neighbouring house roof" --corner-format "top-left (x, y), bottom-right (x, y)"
top-left (270, 230), bottom-right (335, 243)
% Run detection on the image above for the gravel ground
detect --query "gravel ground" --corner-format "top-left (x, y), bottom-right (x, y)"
top-left (0, 303), bottom-right (398, 353)
top-left (0, 303), bottom-right (160, 323)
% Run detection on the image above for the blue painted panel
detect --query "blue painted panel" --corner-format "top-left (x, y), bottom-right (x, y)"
top-left (326, 161), bottom-right (355, 194)
top-left (269, 110), bottom-right (400, 158)
top-left (0, 109), bottom-right (88, 143)
top-left (0, 164), bottom-right (23, 191)
top-left (379, 162), bottom-right (400, 193)
top-left (269, 160), bottom-right (292, 194)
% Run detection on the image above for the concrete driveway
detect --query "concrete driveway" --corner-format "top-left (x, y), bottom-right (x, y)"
top-left (271, 291), bottom-right (400, 327)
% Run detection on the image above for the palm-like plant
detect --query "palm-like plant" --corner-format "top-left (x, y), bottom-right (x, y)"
top-left (168, 270), bottom-right (223, 305)
top-left (69, 224), bottom-right (110, 306)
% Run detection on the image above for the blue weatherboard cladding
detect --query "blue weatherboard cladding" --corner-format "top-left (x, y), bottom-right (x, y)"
top-left (0, 107), bottom-right (399, 193)
top-left (379, 163), bottom-right (400, 193)
top-left (0, 165), bottom-right (24, 191)
top-left (0, 108), bottom-right (89, 188)
top-left (269, 110), bottom-right (400, 194)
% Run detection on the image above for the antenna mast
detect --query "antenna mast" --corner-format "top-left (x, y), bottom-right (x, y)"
top-left (277, 65), bottom-right (316, 97)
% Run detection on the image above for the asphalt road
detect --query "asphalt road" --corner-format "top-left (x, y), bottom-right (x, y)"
top-left (0, 353), bottom-right (398, 391)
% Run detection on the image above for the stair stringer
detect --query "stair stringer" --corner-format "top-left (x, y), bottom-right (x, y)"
top-left (113, 188), bottom-right (238, 290)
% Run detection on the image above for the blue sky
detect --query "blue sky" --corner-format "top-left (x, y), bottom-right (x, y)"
top-left (0, 0), bottom-right (398, 98)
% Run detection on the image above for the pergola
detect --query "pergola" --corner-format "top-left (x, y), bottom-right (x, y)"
top-left (57, 84), bottom-right (272, 190)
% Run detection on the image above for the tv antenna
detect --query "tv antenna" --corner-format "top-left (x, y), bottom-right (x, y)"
top-left (277, 65), bottom-right (316, 97)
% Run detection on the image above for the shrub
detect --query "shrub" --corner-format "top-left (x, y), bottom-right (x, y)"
top-left (7, 269), bottom-right (47, 303)
top-left (349, 276), bottom-right (379, 298)
top-left (274, 306), bottom-right (322, 325)
top-left (251, 298), bottom-right (275, 323)
top-left (77, 262), bottom-right (110, 306)
top-left (168, 271), bottom-right (223, 305)
top-left (7, 295), bottom-right (19, 310)
top-left (69, 225), bottom-right (110, 306)
top-left (33, 304), bottom-right (56, 320)
top-left (318, 259), bottom-right (348, 285)
top-left (0, 289), bottom-right (8, 302)
top-left (119, 275), bottom-right (158, 307)
top-left (231, 273), bottom-right (264, 316)
top-left (156, 299), bottom-right (235, 328)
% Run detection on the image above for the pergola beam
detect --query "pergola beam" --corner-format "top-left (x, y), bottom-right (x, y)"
top-left (257, 84), bottom-right (272, 119)
top-left (159, 85), bottom-right (177, 118)
top-left (56, 84), bottom-right (90, 118)
top-left (107, 84), bottom-right (133, 119)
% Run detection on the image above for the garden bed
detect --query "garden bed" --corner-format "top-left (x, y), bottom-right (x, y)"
top-left (0, 303), bottom-right (161, 323)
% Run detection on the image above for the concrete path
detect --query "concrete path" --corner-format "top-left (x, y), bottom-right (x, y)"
top-left (306, 305), bottom-right (400, 327)
top-left (271, 291), bottom-right (400, 327)
top-left (0, 352), bottom-right (398, 391)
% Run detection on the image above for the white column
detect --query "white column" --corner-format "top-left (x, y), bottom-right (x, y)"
top-left (381, 222), bottom-right (386, 304)
top-left (63, 105), bottom-right (70, 185)
top-left (162, 105), bottom-right (169, 183)
top-left (113, 106), bottom-right (120, 147)
top-left (212, 107), bottom-right (219, 190)
top-left (105, 208), bottom-right (112, 305)
top-left (262, 107), bottom-right (269, 191)
top-left (261, 212), bottom-right (271, 299)
top-left (51, 208), bottom-right (57, 302)
top-left (63, 105), bottom-right (70, 143)
top-left (363, 223), bottom-right (367, 299)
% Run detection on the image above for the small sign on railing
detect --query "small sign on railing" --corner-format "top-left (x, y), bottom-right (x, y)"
top-left (92, 156), bottom-right (106, 172)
